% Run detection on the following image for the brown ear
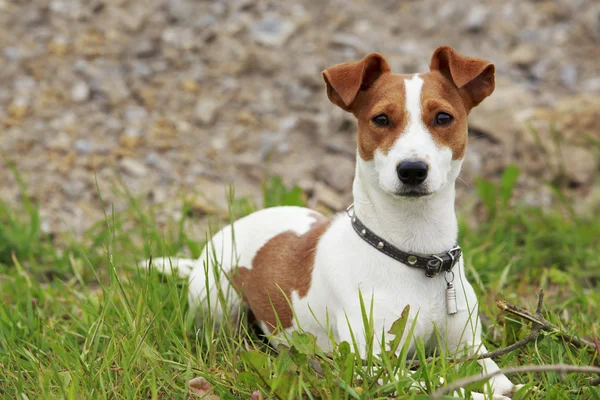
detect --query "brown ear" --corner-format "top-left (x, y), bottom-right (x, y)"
top-left (430, 46), bottom-right (495, 110)
top-left (322, 53), bottom-right (390, 112)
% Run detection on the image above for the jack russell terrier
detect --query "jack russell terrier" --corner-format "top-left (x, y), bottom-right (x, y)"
top-left (149, 46), bottom-right (526, 398)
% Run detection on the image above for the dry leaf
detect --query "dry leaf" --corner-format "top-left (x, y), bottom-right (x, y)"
top-left (188, 376), bottom-right (220, 399)
top-left (251, 390), bottom-right (262, 400)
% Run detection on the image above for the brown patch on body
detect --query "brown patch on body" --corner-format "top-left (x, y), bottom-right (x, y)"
top-left (230, 213), bottom-right (331, 330)
top-left (419, 71), bottom-right (470, 160)
top-left (352, 74), bottom-right (409, 161)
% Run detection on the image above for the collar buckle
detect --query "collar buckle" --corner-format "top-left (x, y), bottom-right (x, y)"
top-left (425, 255), bottom-right (444, 278)
top-left (447, 247), bottom-right (462, 269)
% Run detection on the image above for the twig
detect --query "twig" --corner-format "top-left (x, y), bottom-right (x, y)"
top-left (431, 364), bottom-right (600, 399)
top-left (496, 294), bottom-right (595, 349)
top-left (407, 289), bottom-right (595, 369)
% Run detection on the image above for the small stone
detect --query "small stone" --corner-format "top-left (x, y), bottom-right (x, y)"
top-left (195, 98), bottom-right (222, 125)
top-left (180, 79), bottom-right (200, 93)
top-left (99, 74), bottom-right (129, 104)
top-left (260, 131), bottom-right (288, 157)
top-left (74, 139), bottom-right (94, 154)
top-left (190, 196), bottom-right (223, 216)
top-left (145, 152), bottom-right (172, 173)
top-left (132, 61), bottom-right (152, 78)
top-left (14, 76), bottom-right (37, 93)
top-left (560, 64), bottom-right (577, 89)
top-left (161, 27), bottom-right (196, 50)
top-left (287, 83), bottom-right (314, 110)
top-left (8, 97), bottom-right (29, 119)
top-left (166, 0), bottom-right (194, 22)
top-left (123, 105), bottom-right (148, 122)
top-left (315, 156), bottom-right (355, 192)
top-left (64, 179), bottom-right (86, 198)
top-left (71, 80), bottom-right (90, 102)
top-left (250, 14), bottom-right (297, 47)
top-left (134, 39), bottom-right (158, 58)
top-left (73, 58), bottom-right (89, 74)
top-left (530, 59), bottom-right (551, 81)
top-left (314, 182), bottom-right (345, 211)
top-left (47, 132), bottom-right (71, 151)
top-left (330, 33), bottom-right (368, 53)
top-left (4, 47), bottom-right (21, 61)
top-left (120, 158), bottom-right (147, 177)
top-left (48, 35), bottom-right (70, 55)
top-left (582, 77), bottom-right (600, 93)
top-left (509, 44), bottom-right (537, 68)
top-left (120, 6), bottom-right (148, 32)
top-left (463, 5), bottom-right (489, 32)
top-left (120, 127), bottom-right (143, 149)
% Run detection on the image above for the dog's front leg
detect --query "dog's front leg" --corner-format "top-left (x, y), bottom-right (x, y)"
top-left (475, 344), bottom-right (524, 398)
top-left (448, 313), bottom-right (525, 399)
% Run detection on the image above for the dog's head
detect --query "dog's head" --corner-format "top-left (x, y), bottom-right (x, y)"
top-left (323, 46), bottom-right (495, 198)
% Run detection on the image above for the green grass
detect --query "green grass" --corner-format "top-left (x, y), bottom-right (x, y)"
top-left (0, 166), bottom-right (599, 399)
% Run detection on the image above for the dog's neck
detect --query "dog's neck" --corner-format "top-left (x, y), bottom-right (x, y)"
top-left (352, 160), bottom-right (458, 255)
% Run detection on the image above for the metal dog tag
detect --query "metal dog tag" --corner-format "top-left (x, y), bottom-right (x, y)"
top-left (446, 282), bottom-right (457, 315)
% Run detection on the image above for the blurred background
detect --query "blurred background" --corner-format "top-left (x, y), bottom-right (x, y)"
top-left (1, 0), bottom-right (599, 239)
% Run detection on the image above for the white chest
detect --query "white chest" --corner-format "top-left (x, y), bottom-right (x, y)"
top-left (296, 216), bottom-right (465, 354)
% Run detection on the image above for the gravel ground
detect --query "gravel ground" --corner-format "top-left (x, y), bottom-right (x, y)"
top-left (1, 0), bottom-right (599, 238)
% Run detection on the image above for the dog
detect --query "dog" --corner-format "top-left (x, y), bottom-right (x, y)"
top-left (148, 46), bottom-right (525, 399)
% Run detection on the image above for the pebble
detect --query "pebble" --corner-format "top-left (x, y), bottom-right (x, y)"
top-left (330, 33), bottom-right (368, 53)
top-left (195, 98), bottom-right (222, 125)
top-left (124, 105), bottom-right (148, 122)
top-left (260, 131), bottom-right (288, 157)
top-left (120, 158), bottom-right (148, 177)
top-left (314, 156), bottom-right (354, 193)
top-left (99, 75), bottom-right (130, 104)
top-left (120, 6), bottom-right (148, 32)
top-left (287, 83), bottom-right (313, 109)
top-left (134, 39), bottom-right (158, 58)
top-left (71, 80), bottom-right (91, 102)
top-left (47, 132), bottom-right (72, 151)
top-left (74, 139), bottom-right (94, 154)
top-left (250, 14), bottom-right (297, 47)
top-left (560, 64), bottom-right (577, 89)
top-left (582, 77), bottom-right (600, 93)
top-left (4, 47), bottom-right (21, 61)
top-left (530, 59), bottom-right (551, 81)
top-left (14, 76), bottom-right (37, 93)
top-left (73, 58), bottom-right (90, 74)
top-left (463, 5), bottom-right (489, 32)
top-left (166, 0), bottom-right (194, 22)
top-left (132, 61), bottom-right (153, 78)
top-left (161, 27), bottom-right (196, 50)
top-left (509, 44), bottom-right (537, 68)
top-left (64, 179), bottom-right (86, 198)
top-left (314, 182), bottom-right (345, 211)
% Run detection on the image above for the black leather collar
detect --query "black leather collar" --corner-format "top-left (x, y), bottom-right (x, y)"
top-left (347, 205), bottom-right (462, 277)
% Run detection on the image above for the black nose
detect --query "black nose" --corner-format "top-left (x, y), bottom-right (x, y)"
top-left (397, 161), bottom-right (428, 185)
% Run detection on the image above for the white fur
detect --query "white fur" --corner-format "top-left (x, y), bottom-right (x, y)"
top-left (143, 76), bottom-right (521, 399)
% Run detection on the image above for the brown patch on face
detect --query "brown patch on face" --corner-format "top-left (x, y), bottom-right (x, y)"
top-left (420, 71), bottom-right (469, 160)
top-left (230, 213), bottom-right (331, 331)
top-left (353, 74), bottom-right (410, 161)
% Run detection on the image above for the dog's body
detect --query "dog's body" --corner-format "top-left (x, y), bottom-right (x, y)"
top-left (150, 47), bottom-right (524, 398)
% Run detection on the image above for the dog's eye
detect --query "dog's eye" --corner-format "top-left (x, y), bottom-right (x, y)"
top-left (434, 112), bottom-right (454, 126)
top-left (372, 114), bottom-right (390, 127)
